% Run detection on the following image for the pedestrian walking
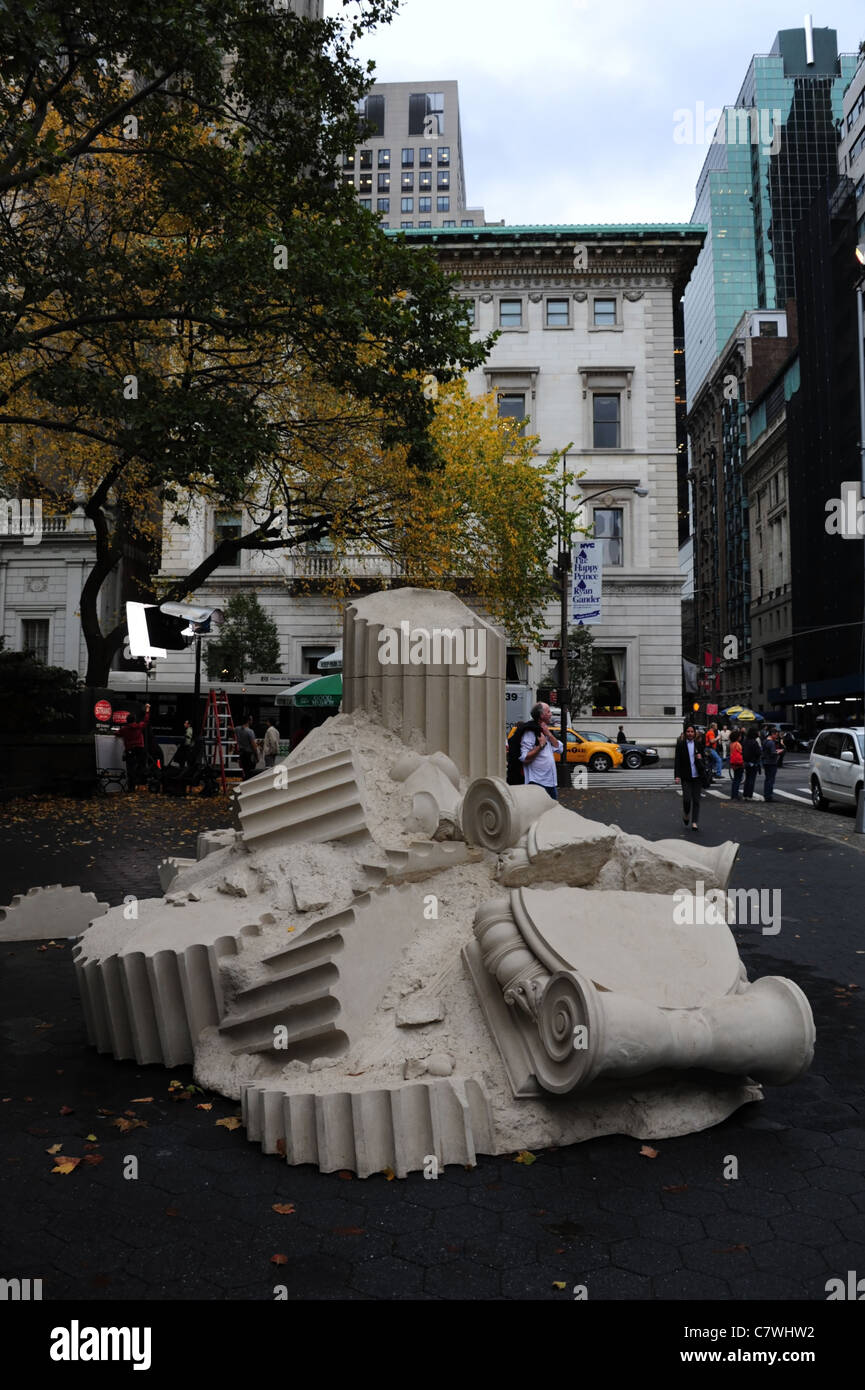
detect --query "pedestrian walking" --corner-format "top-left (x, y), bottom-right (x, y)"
top-left (616, 725), bottom-right (628, 744)
top-left (704, 721), bottom-right (723, 776)
top-left (263, 718), bottom-right (280, 769)
top-left (742, 728), bottom-right (762, 799)
top-left (674, 725), bottom-right (707, 831)
top-left (236, 716), bottom-right (260, 780)
top-left (772, 727), bottom-right (785, 769)
top-left (719, 726), bottom-right (731, 767)
top-left (761, 727), bottom-right (779, 802)
top-left (116, 703), bottom-right (151, 793)
top-left (520, 702), bottom-right (563, 800)
top-left (729, 731), bottom-right (744, 799)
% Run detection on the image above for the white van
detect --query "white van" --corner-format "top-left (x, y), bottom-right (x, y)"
top-left (505, 684), bottom-right (533, 729)
top-left (809, 727), bottom-right (864, 811)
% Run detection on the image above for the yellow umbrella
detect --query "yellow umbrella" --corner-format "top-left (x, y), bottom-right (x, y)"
top-left (722, 705), bottom-right (760, 722)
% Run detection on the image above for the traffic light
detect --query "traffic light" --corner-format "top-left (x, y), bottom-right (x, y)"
top-left (692, 702), bottom-right (701, 713)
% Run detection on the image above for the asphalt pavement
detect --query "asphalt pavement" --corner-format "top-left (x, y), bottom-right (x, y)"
top-left (1, 781), bottom-right (863, 1302)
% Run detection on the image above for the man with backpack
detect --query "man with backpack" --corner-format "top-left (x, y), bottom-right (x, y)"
top-left (506, 702), bottom-right (562, 799)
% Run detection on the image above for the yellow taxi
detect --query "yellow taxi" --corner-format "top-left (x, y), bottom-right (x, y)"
top-left (507, 725), bottom-right (623, 772)
top-left (551, 727), bottom-right (623, 771)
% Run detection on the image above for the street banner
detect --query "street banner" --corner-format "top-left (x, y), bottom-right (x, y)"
top-left (572, 541), bottom-right (602, 624)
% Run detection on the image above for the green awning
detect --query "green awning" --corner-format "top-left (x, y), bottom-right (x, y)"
top-left (276, 673), bottom-right (342, 709)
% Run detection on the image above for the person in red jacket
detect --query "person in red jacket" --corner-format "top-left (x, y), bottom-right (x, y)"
top-left (728, 729), bottom-right (745, 800)
top-left (116, 703), bottom-right (150, 792)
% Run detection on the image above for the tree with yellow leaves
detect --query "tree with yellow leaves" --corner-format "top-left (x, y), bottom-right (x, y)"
top-left (0, 5), bottom-right (494, 683)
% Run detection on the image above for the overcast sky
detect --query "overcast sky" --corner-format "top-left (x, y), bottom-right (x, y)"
top-left (324, 0), bottom-right (864, 223)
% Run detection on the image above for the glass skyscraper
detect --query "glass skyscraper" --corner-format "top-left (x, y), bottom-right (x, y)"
top-left (684, 26), bottom-right (857, 406)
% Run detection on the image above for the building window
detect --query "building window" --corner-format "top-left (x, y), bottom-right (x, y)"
top-left (342, 152), bottom-right (355, 170)
top-left (357, 95), bottom-right (385, 137)
top-left (377, 148), bottom-right (390, 167)
top-left (215, 512), bottom-right (242, 565)
top-left (377, 197), bottom-right (390, 213)
top-left (380, 221), bottom-right (389, 228)
top-left (436, 195), bottom-right (450, 212)
top-left (592, 393), bottom-right (620, 447)
top-left (418, 220), bottom-right (431, 227)
top-left (592, 649), bottom-right (627, 714)
top-left (21, 618), bottom-right (49, 664)
top-left (400, 221), bottom-right (413, 229)
top-left (401, 171), bottom-right (413, 191)
top-left (442, 219), bottom-right (456, 227)
top-left (341, 172), bottom-right (355, 186)
top-left (377, 172), bottom-right (390, 192)
top-left (358, 174), bottom-right (372, 193)
top-left (499, 299), bottom-right (523, 329)
top-left (419, 146), bottom-right (432, 167)
top-left (497, 392), bottom-right (527, 434)
top-left (593, 298), bottom-right (617, 327)
top-left (545, 298), bottom-right (569, 327)
top-left (401, 148), bottom-right (414, 167)
top-left (401, 196), bottom-right (413, 213)
top-left (302, 645), bottom-right (336, 675)
top-left (463, 299), bottom-right (475, 327)
top-left (418, 196), bottom-right (431, 212)
top-left (461, 218), bottom-right (474, 226)
top-left (359, 198), bottom-right (372, 210)
top-left (758, 320), bottom-right (779, 337)
top-left (359, 149), bottom-right (372, 170)
top-left (419, 170), bottom-right (432, 190)
top-left (437, 170), bottom-right (450, 190)
top-left (408, 92), bottom-right (444, 137)
top-left (593, 508), bottom-right (623, 565)
top-left (437, 146), bottom-right (450, 166)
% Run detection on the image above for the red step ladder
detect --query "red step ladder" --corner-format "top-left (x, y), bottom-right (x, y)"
top-left (202, 689), bottom-right (240, 792)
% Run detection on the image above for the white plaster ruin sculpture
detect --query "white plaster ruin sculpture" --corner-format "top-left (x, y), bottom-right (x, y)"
top-left (0, 884), bottom-right (109, 941)
top-left (69, 587), bottom-right (815, 1177)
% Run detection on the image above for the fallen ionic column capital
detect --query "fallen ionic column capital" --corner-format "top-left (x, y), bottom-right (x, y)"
top-left (533, 970), bottom-right (816, 1094)
top-left (469, 890), bottom-right (815, 1097)
top-left (461, 777), bottom-right (554, 852)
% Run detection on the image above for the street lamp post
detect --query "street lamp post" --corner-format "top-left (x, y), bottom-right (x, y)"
top-left (854, 244), bottom-right (865, 833)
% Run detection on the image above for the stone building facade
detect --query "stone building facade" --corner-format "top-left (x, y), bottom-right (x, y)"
top-left (0, 509), bottom-right (111, 674)
top-left (686, 307), bottom-right (795, 710)
top-left (743, 359), bottom-right (795, 714)
top-left (147, 224), bottom-right (703, 746)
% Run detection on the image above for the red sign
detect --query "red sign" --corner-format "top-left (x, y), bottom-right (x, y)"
top-left (113, 710), bottom-right (130, 724)
top-left (706, 703), bottom-right (719, 716)
top-left (94, 700), bottom-right (112, 723)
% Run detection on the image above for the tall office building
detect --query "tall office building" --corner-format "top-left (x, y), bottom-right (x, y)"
top-left (343, 81), bottom-right (490, 230)
top-left (684, 24), bottom-right (857, 406)
top-left (838, 50), bottom-right (865, 243)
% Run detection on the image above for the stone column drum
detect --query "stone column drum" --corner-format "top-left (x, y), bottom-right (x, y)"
top-left (342, 587), bottom-right (505, 780)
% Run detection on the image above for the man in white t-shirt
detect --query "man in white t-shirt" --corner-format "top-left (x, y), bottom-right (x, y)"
top-left (520, 702), bottom-right (563, 800)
